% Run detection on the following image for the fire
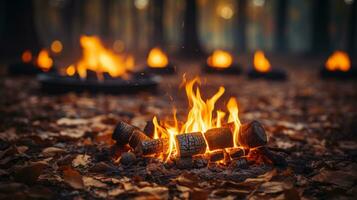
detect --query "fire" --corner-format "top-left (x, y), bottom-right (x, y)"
top-left (21, 50), bottom-right (32, 63)
top-left (65, 35), bottom-right (135, 79)
top-left (147, 47), bottom-right (169, 68)
top-left (37, 49), bottom-right (53, 72)
top-left (253, 50), bottom-right (271, 73)
top-left (51, 40), bottom-right (63, 54)
top-left (207, 50), bottom-right (233, 68)
top-left (153, 77), bottom-right (241, 161)
top-left (325, 51), bottom-right (351, 72)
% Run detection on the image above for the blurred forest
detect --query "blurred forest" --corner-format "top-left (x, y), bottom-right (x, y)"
top-left (0, 0), bottom-right (356, 61)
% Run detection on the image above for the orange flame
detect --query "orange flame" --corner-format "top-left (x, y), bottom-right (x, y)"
top-left (325, 51), bottom-right (351, 72)
top-left (65, 36), bottom-right (134, 79)
top-left (37, 49), bottom-right (53, 72)
top-left (21, 50), bottom-right (32, 63)
top-left (147, 47), bottom-right (169, 68)
top-left (207, 50), bottom-right (233, 68)
top-left (153, 77), bottom-right (241, 161)
top-left (254, 50), bottom-right (271, 73)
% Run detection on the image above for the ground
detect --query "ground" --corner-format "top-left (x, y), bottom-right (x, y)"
top-left (0, 58), bottom-right (356, 199)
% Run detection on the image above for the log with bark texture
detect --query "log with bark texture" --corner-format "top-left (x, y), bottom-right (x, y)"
top-left (143, 120), bottom-right (155, 138)
top-left (238, 121), bottom-right (267, 148)
top-left (135, 138), bottom-right (169, 156)
top-left (128, 129), bottom-right (151, 149)
top-left (204, 127), bottom-right (234, 150)
top-left (112, 121), bottom-right (136, 145)
top-left (207, 150), bottom-right (224, 162)
top-left (175, 132), bottom-right (207, 157)
top-left (230, 157), bottom-right (248, 169)
top-left (227, 147), bottom-right (245, 159)
top-left (257, 147), bottom-right (287, 167)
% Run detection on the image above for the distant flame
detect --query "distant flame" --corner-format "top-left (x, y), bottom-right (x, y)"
top-left (65, 35), bottom-right (134, 79)
top-left (253, 50), bottom-right (271, 73)
top-left (325, 51), bottom-right (351, 72)
top-left (21, 50), bottom-right (32, 63)
top-left (207, 50), bottom-right (233, 68)
top-left (153, 77), bottom-right (241, 161)
top-left (147, 48), bottom-right (169, 68)
top-left (51, 40), bottom-right (63, 54)
top-left (37, 49), bottom-right (53, 72)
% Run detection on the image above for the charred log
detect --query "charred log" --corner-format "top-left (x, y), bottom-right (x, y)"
top-left (135, 138), bottom-right (169, 156)
top-left (112, 121), bottom-right (137, 145)
top-left (238, 121), bottom-right (267, 148)
top-left (204, 127), bottom-right (234, 150)
top-left (207, 150), bottom-right (224, 162)
top-left (226, 147), bottom-right (245, 159)
top-left (175, 132), bottom-right (207, 157)
top-left (128, 129), bottom-right (151, 149)
top-left (143, 120), bottom-right (155, 138)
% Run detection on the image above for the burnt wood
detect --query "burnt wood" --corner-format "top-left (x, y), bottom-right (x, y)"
top-left (135, 138), bottom-right (169, 156)
top-left (226, 147), bottom-right (245, 159)
top-left (175, 132), bottom-right (207, 157)
top-left (258, 147), bottom-right (287, 167)
top-left (112, 121), bottom-right (136, 146)
top-left (207, 150), bottom-right (224, 162)
top-left (204, 127), bottom-right (234, 151)
top-left (175, 157), bottom-right (193, 169)
top-left (229, 157), bottom-right (248, 169)
top-left (128, 129), bottom-right (151, 149)
top-left (238, 121), bottom-right (267, 148)
top-left (143, 120), bottom-right (155, 138)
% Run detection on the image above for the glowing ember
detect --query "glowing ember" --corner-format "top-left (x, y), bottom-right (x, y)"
top-left (325, 51), bottom-right (351, 72)
top-left (65, 35), bottom-right (135, 79)
top-left (147, 47), bottom-right (169, 68)
top-left (21, 50), bottom-right (32, 63)
top-left (153, 77), bottom-right (241, 161)
top-left (253, 50), bottom-right (271, 73)
top-left (51, 40), bottom-right (63, 54)
top-left (37, 49), bottom-right (53, 72)
top-left (207, 50), bottom-right (233, 68)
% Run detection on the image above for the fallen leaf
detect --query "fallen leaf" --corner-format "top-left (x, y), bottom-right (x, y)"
top-left (72, 154), bottom-right (91, 167)
top-left (13, 162), bottom-right (47, 184)
top-left (63, 167), bottom-right (84, 189)
top-left (57, 118), bottom-right (89, 126)
top-left (83, 176), bottom-right (107, 188)
top-left (60, 128), bottom-right (86, 139)
top-left (41, 147), bottom-right (66, 157)
top-left (258, 182), bottom-right (284, 194)
top-left (312, 169), bottom-right (356, 189)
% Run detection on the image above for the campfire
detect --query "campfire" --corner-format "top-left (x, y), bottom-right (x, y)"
top-left (37, 35), bottom-right (159, 94)
top-left (145, 47), bottom-right (175, 74)
top-left (113, 77), bottom-right (286, 168)
top-left (8, 49), bottom-right (55, 75)
top-left (203, 50), bottom-right (241, 74)
top-left (248, 50), bottom-right (287, 80)
top-left (320, 50), bottom-right (357, 79)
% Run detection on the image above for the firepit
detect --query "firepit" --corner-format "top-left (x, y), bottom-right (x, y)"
top-left (8, 49), bottom-right (55, 75)
top-left (112, 77), bottom-right (285, 169)
top-left (144, 47), bottom-right (176, 74)
top-left (38, 36), bottom-right (160, 94)
top-left (247, 51), bottom-right (287, 80)
top-left (203, 50), bottom-right (242, 74)
top-left (320, 50), bottom-right (357, 79)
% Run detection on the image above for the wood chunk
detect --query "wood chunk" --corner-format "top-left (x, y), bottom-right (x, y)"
top-left (238, 121), bottom-right (267, 148)
top-left (258, 147), bottom-right (287, 167)
top-left (175, 132), bottom-right (207, 157)
top-left (227, 147), bottom-right (245, 159)
top-left (207, 150), bottom-right (224, 162)
top-left (128, 129), bottom-right (150, 149)
top-left (175, 157), bottom-right (193, 169)
top-left (135, 138), bottom-right (169, 156)
top-left (120, 152), bottom-right (136, 165)
top-left (143, 120), bottom-right (155, 138)
top-left (230, 157), bottom-right (248, 169)
top-left (112, 121), bottom-right (136, 145)
top-left (204, 127), bottom-right (234, 150)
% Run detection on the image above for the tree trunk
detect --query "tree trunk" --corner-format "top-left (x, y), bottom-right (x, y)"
top-left (348, 0), bottom-right (356, 55)
top-left (275, 0), bottom-right (287, 52)
top-left (152, 0), bottom-right (164, 47)
top-left (235, 0), bottom-right (247, 52)
top-left (311, 0), bottom-right (330, 54)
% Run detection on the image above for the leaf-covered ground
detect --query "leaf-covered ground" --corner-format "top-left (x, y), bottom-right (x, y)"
top-left (0, 60), bottom-right (356, 199)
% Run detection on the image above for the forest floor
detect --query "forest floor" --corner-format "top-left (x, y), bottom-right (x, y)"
top-left (0, 59), bottom-right (356, 199)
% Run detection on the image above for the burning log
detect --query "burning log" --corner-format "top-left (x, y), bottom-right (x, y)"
top-left (226, 147), bottom-right (245, 159)
top-left (204, 127), bottom-right (234, 150)
top-left (238, 121), bottom-right (267, 148)
top-left (135, 138), bottom-right (169, 156)
top-left (112, 121), bottom-right (150, 148)
top-left (175, 132), bottom-right (207, 157)
top-left (207, 150), bottom-right (224, 162)
top-left (143, 120), bottom-right (155, 138)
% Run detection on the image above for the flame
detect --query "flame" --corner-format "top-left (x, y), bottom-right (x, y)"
top-left (147, 47), bottom-right (169, 68)
top-left (66, 65), bottom-right (76, 76)
top-left (325, 51), bottom-right (351, 72)
top-left (207, 50), bottom-right (233, 68)
top-left (66, 36), bottom-right (134, 79)
top-left (51, 40), bottom-right (63, 54)
top-left (153, 77), bottom-right (241, 161)
top-left (37, 49), bottom-right (53, 72)
top-left (21, 50), bottom-right (32, 63)
top-left (253, 50), bottom-right (271, 72)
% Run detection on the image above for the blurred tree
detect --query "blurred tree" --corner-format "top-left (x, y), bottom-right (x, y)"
top-left (348, 0), bottom-right (356, 55)
top-left (312, 0), bottom-right (330, 53)
top-left (152, 0), bottom-right (164, 47)
top-left (235, 0), bottom-right (247, 52)
top-left (275, 0), bottom-right (287, 52)
top-left (181, 0), bottom-right (205, 57)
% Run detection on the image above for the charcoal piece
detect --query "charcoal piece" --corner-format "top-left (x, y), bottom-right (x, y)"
top-left (208, 150), bottom-right (224, 162)
top-left (112, 121), bottom-right (136, 146)
top-left (258, 147), bottom-right (287, 167)
top-left (238, 121), bottom-right (267, 148)
top-left (175, 157), bottom-right (193, 169)
top-left (227, 147), bottom-right (245, 159)
top-left (230, 157), bottom-right (248, 169)
top-left (128, 129), bottom-right (150, 149)
top-left (135, 138), bottom-right (169, 156)
top-left (175, 132), bottom-right (207, 157)
top-left (120, 152), bottom-right (136, 165)
top-left (204, 127), bottom-right (234, 150)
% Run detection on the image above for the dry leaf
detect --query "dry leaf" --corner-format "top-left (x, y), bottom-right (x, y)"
top-left (83, 176), bottom-right (107, 188)
top-left (72, 154), bottom-right (91, 167)
top-left (63, 167), bottom-right (84, 189)
top-left (42, 147), bottom-right (66, 157)
top-left (57, 118), bottom-right (89, 126)
top-left (13, 162), bottom-right (47, 184)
